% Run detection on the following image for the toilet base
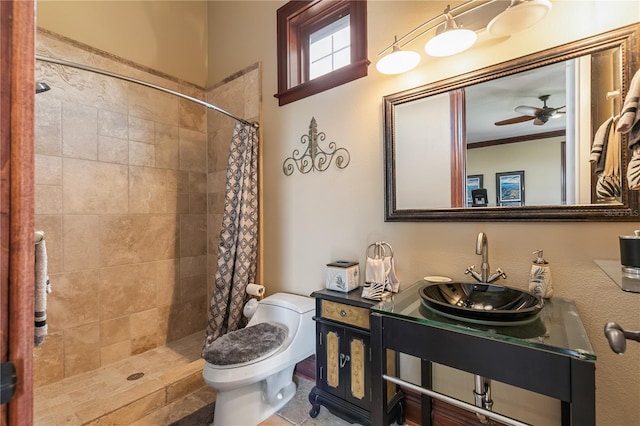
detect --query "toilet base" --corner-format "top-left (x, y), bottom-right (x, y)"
top-left (212, 374), bottom-right (297, 426)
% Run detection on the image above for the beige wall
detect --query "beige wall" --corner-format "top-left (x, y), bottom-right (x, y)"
top-left (37, 0), bottom-right (208, 86)
top-left (35, 1), bottom-right (640, 424)
top-left (467, 137), bottom-right (564, 206)
top-left (209, 1), bottom-right (640, 425)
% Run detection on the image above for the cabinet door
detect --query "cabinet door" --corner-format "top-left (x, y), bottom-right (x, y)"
top-left (345, 329), bottom-right (370, 410)
top-left (317, 323), bottom-right (343, 398)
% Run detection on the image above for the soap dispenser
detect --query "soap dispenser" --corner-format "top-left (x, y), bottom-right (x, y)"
top-left (529, 249), bottom-right (553, 299)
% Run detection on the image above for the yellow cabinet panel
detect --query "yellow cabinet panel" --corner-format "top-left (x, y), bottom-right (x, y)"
top-left (350, 338), bottom-right (365, 400)
top-left (326, 330), bottom-right (339, 389)
top-left (321, 299), bottom-right (370, 329)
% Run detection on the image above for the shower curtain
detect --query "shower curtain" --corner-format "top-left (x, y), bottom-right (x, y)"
top-left (205, 123), bottom-right (259, 345)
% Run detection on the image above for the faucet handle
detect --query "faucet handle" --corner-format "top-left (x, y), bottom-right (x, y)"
top-left (486, 267), bottom-right (507, 283)
top-left (465, 265), bottom-right (483, 282)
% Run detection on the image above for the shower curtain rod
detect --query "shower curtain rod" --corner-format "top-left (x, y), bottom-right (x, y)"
top-left (35, 54), bottom-right (259, 129)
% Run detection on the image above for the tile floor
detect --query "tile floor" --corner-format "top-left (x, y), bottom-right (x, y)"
top-left (165, 376), bottom-right (359, 426)
top-left (33, 329), bottom-right (359, 425)
top-left (258, 376), bottom-right (357, 426)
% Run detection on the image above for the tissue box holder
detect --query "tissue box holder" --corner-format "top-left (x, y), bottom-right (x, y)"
top-left (326, 261), bottom-right (360, 292)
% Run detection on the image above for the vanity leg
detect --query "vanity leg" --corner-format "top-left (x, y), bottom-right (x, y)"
top-left (569, 359), bottom-right (595, 425)
top-left (308, 387), bottom-right (321, 418)
top-left (370, 313), bottom-right (388, 426)
top-left (421, 359), bottom-right (433, 426)
top-left (561, 401), bottom-right (570, 426)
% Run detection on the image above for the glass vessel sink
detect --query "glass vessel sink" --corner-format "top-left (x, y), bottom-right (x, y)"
top-left (419, 282), bottom-right (544, 325)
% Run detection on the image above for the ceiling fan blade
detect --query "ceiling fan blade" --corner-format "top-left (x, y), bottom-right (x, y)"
top-left (515, 106), bottom-right (542, 116)
top-left (494, 115), bottom-right (535, 126)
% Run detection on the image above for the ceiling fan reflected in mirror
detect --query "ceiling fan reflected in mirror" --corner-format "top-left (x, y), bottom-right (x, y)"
top-left (494, 95), bottom-right (565, 126)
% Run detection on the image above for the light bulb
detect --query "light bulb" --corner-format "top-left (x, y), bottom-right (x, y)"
top-left (425, 28), bottom-right (477, 57)
top-left (487, 0), bottom-right (552, 37)
top-left (376, 46), bottom-right (421, 75)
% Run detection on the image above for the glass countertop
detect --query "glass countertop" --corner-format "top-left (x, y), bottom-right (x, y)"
top-left (594, 259), bottom-right (640, 293)
top-left (372, 280), bottom-right (596, 361)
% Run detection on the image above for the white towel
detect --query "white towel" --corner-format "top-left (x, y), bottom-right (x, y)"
top-left (363, 258), bottom-right (385, 300)
top-left (365, 257), bottom-right (385, 285)
top-left (590, 117), bottom-right (614, 169)
top-left (627, 145), bottom-right (640, 190)
top-left (383, 256), bottom-right (400, 293)
top-left (617, 68), bottom-right (640, 138)
top-left (604, 118), bottom-right (620, 178)
top-left (627, 117), bottom-right (640, 149)
top-left (35, 240), bottom-right (51, 346)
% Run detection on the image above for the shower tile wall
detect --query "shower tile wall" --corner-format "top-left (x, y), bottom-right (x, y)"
top-left (33, 31), bottom-right (211, 387)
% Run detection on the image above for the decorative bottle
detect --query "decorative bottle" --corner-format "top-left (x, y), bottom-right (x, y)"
top-left (528, 249), bottom-right (553, 299)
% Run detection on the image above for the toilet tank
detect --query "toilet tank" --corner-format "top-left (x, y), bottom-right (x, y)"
top-left (247, 293), bottom-right (315, 332)
top-left (259, 293), bottom-right (315, 313)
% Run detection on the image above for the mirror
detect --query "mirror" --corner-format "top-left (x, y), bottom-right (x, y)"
top-left (384, 24), bottom-right (640, 221)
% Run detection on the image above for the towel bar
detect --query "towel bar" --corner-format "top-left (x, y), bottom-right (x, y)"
top-left (382, 374), bottom-right (530, 426)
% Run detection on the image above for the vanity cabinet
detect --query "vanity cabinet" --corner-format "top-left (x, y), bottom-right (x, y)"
top-left (309, 289), bottom-right (405, 425)
top-left (370, 281), bottom-right (596, 426)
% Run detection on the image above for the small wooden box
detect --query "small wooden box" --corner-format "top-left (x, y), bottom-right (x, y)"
top-left (325, 261), bottom-right (360, 292)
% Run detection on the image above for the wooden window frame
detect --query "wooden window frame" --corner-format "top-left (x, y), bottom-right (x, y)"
top-left (275, 0), bottom-right (369, 107)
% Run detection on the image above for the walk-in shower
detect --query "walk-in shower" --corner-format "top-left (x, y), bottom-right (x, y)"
top-left (33, 29), bottom-right (260, 424)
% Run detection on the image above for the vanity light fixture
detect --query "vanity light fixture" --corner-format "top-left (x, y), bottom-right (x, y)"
top-left (376, 0), bottom-right (553, 75)
top-left (424, 9), bottom-right (477, 57)
top-left (487, 0), bottom-right (552, 36)
top-left (375, 37), bottom-right (421, 75)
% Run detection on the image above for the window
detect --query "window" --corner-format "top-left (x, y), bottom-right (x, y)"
top-left (275, 0), bottom-right (369, 106)
top-left (309, 15), bottom-right (350, 79)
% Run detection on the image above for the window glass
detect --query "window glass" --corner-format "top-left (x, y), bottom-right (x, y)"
top-left (309, 58), bottom-right (329, 80)
top-left (334, 47), bottom-right (350, 67)
top-left (309, 15), bottom-right (350, 79)
top-left (333, 26), bottom-right (350, 50)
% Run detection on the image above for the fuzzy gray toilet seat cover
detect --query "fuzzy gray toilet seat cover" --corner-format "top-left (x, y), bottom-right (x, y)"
top-left (203, 322), bottom-right (287, 366)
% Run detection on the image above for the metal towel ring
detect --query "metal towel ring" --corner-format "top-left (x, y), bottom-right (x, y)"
top-left (380, 241), bottom-right (394, 258)
top-left (366, 242), bottom-right (386, 260)
top-left (366, 241), bottom-right (394, 260)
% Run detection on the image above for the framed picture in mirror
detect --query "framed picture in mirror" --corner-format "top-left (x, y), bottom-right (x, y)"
top-left (467, 174), bottom-right (484, 207)
top-left (496, 171), bottom-right (524, 206)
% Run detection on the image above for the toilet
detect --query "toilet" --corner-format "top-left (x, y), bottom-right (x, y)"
top-left (202, 293), bottom-right (315, 426)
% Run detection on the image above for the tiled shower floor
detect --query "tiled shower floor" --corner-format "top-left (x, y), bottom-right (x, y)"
top-left (34, 331), bottom-right (213, 425)
top-left (34, 330), bottom-right (357, 425)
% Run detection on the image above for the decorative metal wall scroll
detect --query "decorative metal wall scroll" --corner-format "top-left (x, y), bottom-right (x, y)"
top-left (283, 117), bottom-right (350, 175)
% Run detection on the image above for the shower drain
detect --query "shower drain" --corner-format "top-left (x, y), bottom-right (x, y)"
top-left (127, 372), bottom-right (145, 381)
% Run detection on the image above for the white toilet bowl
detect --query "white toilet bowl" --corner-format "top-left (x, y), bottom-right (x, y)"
top-left (202, 293), bottom-right (315, 426)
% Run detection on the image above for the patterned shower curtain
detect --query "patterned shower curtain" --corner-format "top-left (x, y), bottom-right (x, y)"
top-left (204, 123), bottom-right (259, 346)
